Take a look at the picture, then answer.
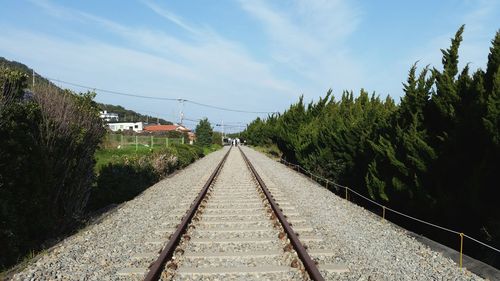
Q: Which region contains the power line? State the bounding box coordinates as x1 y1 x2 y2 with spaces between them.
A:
48 78 179 101
186 100 277 114
48 78 279 114
184 117 202 123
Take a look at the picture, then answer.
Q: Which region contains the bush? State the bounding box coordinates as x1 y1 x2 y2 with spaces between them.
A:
169 144 200 167
87 144 203 212
87 155 159 211
0 70 105 270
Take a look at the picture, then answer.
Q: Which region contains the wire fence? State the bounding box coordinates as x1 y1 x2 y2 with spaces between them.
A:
279 158 500 269
106 134 185 150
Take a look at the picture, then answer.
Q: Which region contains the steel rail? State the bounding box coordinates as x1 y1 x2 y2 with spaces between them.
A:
143 147 232 281
239 147 325 281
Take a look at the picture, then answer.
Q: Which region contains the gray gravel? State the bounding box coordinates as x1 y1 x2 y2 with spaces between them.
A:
11 145 482 281
241 146 483 281
10 148 229 281
166 148 304 281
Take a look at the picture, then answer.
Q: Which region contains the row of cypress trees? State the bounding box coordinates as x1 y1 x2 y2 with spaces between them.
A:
242 26 500 266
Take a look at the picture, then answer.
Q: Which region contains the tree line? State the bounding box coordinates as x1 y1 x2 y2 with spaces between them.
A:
242 26 500 266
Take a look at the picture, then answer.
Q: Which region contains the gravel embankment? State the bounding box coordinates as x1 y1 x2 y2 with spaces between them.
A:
241 146 483 281
165 148 303 281
11 148 228 281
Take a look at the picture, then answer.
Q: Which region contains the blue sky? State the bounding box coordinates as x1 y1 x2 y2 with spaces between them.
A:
0 0 499 132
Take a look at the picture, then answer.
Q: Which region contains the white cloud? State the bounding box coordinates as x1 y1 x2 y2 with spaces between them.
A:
239 0 364 99
2 0 302 126
141 0 202 36
406 0 499 74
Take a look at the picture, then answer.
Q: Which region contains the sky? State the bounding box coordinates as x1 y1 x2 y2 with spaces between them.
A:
0 0 499 132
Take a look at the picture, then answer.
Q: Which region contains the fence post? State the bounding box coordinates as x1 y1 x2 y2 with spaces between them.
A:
345 187 348 200
459 233 464 268
182 137 185 144
135 135 138 151
325 181 328 189
151 135 154 149
120 134 123 147
382 206 386 220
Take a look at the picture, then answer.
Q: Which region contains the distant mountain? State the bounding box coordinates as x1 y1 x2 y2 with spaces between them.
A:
0 56 49 86
0 57 172 124
99 103 172 124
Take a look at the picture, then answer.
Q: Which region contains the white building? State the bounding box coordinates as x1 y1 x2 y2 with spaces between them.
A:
99 110 119 122
107 122 144 132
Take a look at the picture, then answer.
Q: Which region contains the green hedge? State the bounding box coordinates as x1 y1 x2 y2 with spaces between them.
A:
87 144 205 212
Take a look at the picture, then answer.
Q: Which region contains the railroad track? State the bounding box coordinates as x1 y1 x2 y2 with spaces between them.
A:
130 147 347 280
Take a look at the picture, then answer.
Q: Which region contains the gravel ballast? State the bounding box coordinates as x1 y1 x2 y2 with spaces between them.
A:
9 146 485 280
11 148 228 281
165 148 304 281
241 146 482 281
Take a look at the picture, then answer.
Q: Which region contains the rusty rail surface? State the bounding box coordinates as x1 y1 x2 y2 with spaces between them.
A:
143 147 231 281
239 147 325 281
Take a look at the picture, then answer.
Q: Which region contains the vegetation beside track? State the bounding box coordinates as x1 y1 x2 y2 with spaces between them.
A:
0 61 223 272
242 26 500 268
88 143 221 212
251 144 282 161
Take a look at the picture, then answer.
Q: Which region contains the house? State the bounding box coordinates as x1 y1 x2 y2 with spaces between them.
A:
143 124 178 132
187 132 197 144
99 110 119 122
144 124 196 144
143 124 190 133
107 122 144 132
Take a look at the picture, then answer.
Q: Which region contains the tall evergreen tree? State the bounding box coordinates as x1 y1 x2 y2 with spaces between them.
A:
428 25 464 144
366 65 435 210
484 31 500 145
195 118 213 146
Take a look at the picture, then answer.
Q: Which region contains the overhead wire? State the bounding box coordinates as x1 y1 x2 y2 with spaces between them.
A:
48 78 278 114
48 78 178 101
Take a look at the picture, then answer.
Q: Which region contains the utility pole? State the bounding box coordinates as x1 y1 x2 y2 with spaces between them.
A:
177 99 186 125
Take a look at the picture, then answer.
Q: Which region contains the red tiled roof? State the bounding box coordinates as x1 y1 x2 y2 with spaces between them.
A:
144 124 178 131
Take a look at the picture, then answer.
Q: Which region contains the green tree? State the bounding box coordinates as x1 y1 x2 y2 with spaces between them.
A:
239 26 500 268
212 131 223 146
366 64 436 210
195 118 213 146
0 68 105 270
484 31 500 145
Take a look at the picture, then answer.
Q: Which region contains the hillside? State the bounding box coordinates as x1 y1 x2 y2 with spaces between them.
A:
0 57 172 124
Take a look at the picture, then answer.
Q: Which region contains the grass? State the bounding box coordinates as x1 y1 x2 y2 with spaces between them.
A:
203 144 223 155
253 144 282 160
95 143 223 172
95 145 168 172
0 249 47 280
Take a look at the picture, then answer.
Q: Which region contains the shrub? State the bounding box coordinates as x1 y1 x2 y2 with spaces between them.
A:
0 70 105 270
87 144 203 212
170 144 200 167
88 155 159 211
